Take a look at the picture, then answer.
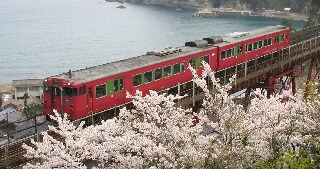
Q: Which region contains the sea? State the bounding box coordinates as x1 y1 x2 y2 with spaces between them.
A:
0 0 306 84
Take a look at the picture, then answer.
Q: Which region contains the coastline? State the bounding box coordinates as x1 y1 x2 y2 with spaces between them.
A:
193 8 309 21
255 10 308 21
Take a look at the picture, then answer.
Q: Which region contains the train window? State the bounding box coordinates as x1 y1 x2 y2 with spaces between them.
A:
88 87 92 98
63 87 77 97
96 84 106 98
189 58 196 68
181 62 185 72
259 40 263 48
203 55 209 64
133 74 142 86
263 39 268 47
155 68 162 80
246 43 252 52
107 77 124 94
173 63 180 75
280 34 285 42
79 87 82 95
190 57 201 68
268 38 272 45
83 85 86 95
54 87 61 96
254 42 258 50
234 46 238 56
163 66 172 77
227 48 233 58
79 85 86 95
234 45 242 56
221 50 226 60
276 34 284 43
43 84 52 92
119 78 124 91
144 71 153 83
114 80 119 92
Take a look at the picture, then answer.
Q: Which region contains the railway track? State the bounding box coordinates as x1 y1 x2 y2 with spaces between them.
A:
290 24 320 44
0 131 63 169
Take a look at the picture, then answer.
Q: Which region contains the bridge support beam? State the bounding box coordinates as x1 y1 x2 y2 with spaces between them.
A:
265 69 296 98
242 68 298 111
292 76 297 96
304 57 320 98
243 87 251 111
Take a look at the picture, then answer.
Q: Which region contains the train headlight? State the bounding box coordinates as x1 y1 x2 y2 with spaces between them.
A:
67 82 71 85
44 79 48 82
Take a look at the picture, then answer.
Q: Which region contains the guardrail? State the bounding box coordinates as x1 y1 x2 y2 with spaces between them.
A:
0 104 48 168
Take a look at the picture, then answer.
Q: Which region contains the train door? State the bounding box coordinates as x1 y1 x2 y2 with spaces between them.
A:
87 86 93 115
51 86 63 114
107 77 125 107
210 48 218 71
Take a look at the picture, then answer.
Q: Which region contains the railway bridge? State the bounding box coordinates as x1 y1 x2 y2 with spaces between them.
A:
177 25 320 110
1 24 320 168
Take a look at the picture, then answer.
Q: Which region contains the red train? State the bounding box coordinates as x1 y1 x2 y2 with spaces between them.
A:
43 25 290 120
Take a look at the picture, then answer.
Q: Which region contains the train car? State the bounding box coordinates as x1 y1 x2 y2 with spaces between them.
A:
43 25 290 121
215 25 290 70
43 45 218 120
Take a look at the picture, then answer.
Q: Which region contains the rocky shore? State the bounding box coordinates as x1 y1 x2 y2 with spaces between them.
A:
192 8 252 17
192 8 308 21
258 10 308 21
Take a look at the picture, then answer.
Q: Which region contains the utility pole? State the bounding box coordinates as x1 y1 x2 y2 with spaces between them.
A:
23 93 29 117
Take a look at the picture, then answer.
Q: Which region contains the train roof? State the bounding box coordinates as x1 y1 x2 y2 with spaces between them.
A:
50 25 288 83
52 45 214 83
215 25 288 47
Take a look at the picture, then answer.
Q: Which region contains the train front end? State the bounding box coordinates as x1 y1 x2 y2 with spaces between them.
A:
43 77 85 121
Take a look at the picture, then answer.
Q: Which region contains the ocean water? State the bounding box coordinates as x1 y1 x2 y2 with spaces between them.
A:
0 0 306 84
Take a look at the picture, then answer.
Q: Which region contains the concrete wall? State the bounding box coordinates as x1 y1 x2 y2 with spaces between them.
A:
12 79 43 104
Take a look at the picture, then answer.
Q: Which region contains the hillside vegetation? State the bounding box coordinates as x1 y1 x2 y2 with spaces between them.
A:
308 0 320 25
110 0 320 25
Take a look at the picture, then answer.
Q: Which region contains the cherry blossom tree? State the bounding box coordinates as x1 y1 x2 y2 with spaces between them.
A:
190 62 320 168
23 90 215 168
23 62 320 168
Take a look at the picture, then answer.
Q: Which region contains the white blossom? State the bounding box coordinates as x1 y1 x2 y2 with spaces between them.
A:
23 62 320 168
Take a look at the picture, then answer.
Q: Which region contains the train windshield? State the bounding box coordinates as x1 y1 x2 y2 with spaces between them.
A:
43 84 52 92
63 87 78 97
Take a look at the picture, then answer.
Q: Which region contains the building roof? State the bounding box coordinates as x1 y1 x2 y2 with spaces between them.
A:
12 79 43 88
1 100 23 110
49 25 287 83
0 107 23 122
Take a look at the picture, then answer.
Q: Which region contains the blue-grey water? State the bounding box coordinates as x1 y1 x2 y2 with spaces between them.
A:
0 0 306 84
